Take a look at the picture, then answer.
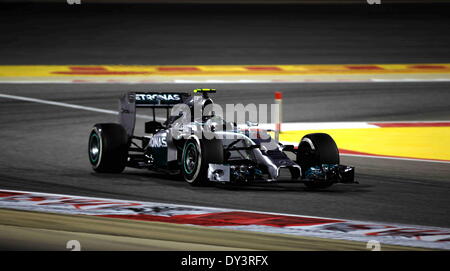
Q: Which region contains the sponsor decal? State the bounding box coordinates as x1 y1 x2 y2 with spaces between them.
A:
135 93 181 103
149 135 167 148
0 190 449 249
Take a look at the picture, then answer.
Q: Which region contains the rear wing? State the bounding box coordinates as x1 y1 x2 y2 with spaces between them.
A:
119 92 190 137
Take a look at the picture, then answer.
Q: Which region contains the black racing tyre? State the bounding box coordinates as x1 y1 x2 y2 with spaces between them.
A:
88 123 129 173
181 137 224 186
296 133 339 189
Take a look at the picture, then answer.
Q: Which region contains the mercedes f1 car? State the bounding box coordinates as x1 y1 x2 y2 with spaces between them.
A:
88 89 356 189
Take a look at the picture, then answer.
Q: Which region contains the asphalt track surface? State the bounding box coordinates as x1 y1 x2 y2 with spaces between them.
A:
1 82 450 229
0 4 449 230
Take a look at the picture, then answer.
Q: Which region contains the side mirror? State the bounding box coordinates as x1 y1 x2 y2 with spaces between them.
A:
283 145 295 152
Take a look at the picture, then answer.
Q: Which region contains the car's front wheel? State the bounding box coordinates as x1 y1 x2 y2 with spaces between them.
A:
296 133 339 189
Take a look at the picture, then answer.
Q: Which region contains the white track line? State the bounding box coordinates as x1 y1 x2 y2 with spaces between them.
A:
340 153 450 164
0 93 118 115
259 122 379 131
277 139 450 165
1 93 449 164
0 93 154 120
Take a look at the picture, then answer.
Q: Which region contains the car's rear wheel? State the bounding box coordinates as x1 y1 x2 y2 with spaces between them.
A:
181 136 224 186
89 123 129 173
296 133 339 189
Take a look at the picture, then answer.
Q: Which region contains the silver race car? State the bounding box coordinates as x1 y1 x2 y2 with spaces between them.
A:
88 89 356 189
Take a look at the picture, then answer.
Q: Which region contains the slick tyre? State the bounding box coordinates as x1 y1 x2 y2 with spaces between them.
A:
88 123 129 173
296 133 339 189
182 136 224 186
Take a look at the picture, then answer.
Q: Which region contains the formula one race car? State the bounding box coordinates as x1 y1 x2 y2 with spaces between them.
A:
88 89 356 189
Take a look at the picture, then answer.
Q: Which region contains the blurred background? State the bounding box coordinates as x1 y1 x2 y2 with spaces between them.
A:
1 0 450 65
